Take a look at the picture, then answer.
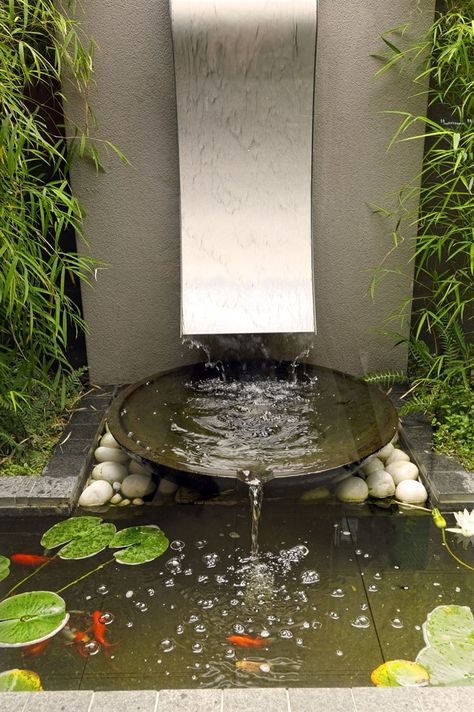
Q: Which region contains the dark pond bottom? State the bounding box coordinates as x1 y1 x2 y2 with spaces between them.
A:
0 501 472 691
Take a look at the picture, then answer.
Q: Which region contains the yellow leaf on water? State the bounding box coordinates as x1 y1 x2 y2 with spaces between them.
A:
371 659 429 687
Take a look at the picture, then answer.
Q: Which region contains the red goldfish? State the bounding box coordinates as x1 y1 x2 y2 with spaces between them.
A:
11 554 51 566
88 610 111 648
227 635 267 648
23 639 51 656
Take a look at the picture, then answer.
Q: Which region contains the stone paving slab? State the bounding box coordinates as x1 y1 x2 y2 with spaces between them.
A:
1 687 474 711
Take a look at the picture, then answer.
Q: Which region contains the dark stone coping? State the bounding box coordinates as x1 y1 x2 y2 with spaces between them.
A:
0 386 116 516
0 686 472 711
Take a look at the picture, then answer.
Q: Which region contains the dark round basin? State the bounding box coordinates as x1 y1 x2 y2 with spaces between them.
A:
107 361 398 485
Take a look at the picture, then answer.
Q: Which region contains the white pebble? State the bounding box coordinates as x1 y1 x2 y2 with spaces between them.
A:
91 461 128 484
361 457 385 477
366 471 395 499
132 498 145 506
121 474 156 499
376 442 395 461
94 446 129 464
112 481 122 492
385 448 410 465
78 480 113 507
100 432 120 449
110 493 123 505
386 461 419 485
336 477 368 503
129 460 150 476
119 498 131 506
396 480 428 505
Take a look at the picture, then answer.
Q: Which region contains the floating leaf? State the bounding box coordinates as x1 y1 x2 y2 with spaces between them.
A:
0 591 69 648
422 605 474 647
371 660 429 687
41 517 116 559
0 669 43 691
110 525 169 565
417 640 474 686
0 556 10 583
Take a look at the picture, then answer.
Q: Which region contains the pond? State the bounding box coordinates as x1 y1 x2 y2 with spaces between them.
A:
0 500 473 691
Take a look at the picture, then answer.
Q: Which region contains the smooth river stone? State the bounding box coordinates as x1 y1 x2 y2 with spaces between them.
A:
366 470 395 498
396 480 428 505
94 446 129 464
361 457 385 477
91 462 128 484
376 442 395 461
121 474 155 499
386 461 419 485
78 480 113 507
336 476 368 503
100 432 121 449
129 460 150 476
385 448 411 465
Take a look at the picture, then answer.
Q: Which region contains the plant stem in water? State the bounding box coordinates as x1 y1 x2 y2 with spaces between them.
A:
55 558 115 594
4 556 56 598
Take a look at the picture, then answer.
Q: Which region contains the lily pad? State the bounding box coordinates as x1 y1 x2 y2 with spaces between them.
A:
0 590 69 647
110 525 169 565
417 640 474 686
41 517 116 559
371 660 429 687
422 605 474 647
0 555 10 583
0 668 43 691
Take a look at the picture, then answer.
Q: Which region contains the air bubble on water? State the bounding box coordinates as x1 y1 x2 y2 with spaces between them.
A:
279 629 293 639
194 624 206 633
393 565 400 570
363 553 371 559
233 623 245 634
351 616 370 629
170 540 185 551
331 588 344 598
360 603 369 611
455 586 461 593
99 612 114 625
195 540 207 549
191 675 197 681
189 614 199 623
230 599 239 606
198 575 209 584
192 642 203 653
259 629 270 638
373 572 383 580
301 570 320 585
329 611 339 620
301 621 310 629
164 578 175 587
341 530 350 536
433 582 441 587
147 588 155 597
296 637 304 646
280 545 309 563
355 549 362 555
84 641 100 656
260 663 271 672
97 584 109 595
201 599 215 610
160 638 175 653
229 531 240 539
126 622 133 628
165 558 182 574
368 585 378 592
222 610 229 617
202 553 220 568
391 618 404 629
312 620 322 629
135 601 148 612
176 625 184 635
184 568 193 576
125 590 134 598
224 648 235 659
215 575 228 584
336 649 344 657
415 625 421 631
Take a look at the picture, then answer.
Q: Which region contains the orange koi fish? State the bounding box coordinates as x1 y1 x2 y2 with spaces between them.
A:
236 660 271 673
23 639 51 656
227 634 267 648
11 554 51 566
88 610 111 647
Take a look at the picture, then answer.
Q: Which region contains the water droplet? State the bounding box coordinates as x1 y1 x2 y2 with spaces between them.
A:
164 578 175 587
233 623 245 634
84 640 100 655
355 549 362 555
200 599 215 610
368 585 378 593
202 553 220 568
229 531 240 539
360 603 369 611
99 612 114 625
194 624 206 633
296 637 304 646
279 629 293 639
260 663 271 672
171 540 185 551
97 585 109 595
391 618 404 629
125 590 133 598
126 621 133 628
135 601 148 612
224 648 235 659
301 621 310 629
301 570 320 585
280 545 309 562
311 620 322 629
415 625 421 631
259 629 270 638
197 575 209 583
230 598 239 606
336 649 344 656
184 568 193 576
215 575 228 584
363 553 371 559
192 642 203 653
433 582 441 587
329 611 339 620
176 625 184 635
160 638 175 653
455 586 461 593
147 588 155 597
373 572 383 580
195 540 207 549
331 588 344 598
165 558 182 574
351 616 370 629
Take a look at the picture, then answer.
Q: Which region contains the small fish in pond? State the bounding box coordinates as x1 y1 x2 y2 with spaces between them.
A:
23 639 51 656
236 659 271 673
11 554 51 566
227 634 268 648
87 610 112 647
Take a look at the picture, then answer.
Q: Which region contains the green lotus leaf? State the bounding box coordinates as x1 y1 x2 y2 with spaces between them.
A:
0 590 69 648
58 522 116 560
371 660 430 687
41 517 116 559
417 640 474 686
41 516 105 549
110 525 169 565
0 555 10 583
423 605 474 647
0 668 43 691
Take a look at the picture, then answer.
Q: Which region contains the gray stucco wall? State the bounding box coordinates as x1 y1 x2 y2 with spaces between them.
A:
69 0 435 384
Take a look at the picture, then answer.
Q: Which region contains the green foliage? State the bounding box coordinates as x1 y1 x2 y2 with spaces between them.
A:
41 516 116 559
0 2 126 450
0 369 84 474
110 525 170 565
0 669 43 691
371 1 473 468
371 659 429 687
0 590 69 647
0 556 10 583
